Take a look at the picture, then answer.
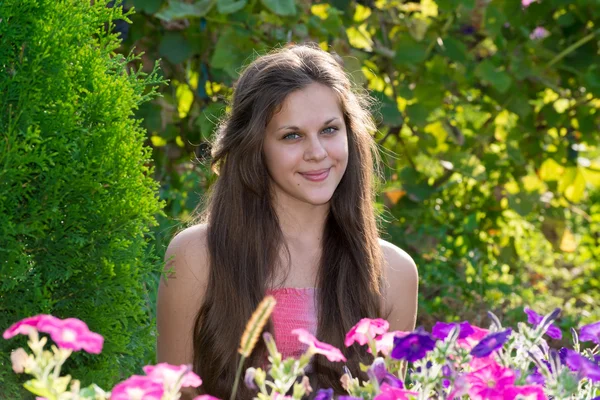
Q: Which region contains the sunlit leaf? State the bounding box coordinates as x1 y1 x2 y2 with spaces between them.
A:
175 80 194 118
385 189 406 205
539 159 564 182
353 4 371 22
559 228 577 253
311 4 329 20
346 24 373 51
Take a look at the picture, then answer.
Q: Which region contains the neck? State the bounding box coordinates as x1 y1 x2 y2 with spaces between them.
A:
272 194 329 245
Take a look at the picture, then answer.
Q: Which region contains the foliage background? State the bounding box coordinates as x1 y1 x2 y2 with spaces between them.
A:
0 1 164 397
118 0 600 332
1 0 599 397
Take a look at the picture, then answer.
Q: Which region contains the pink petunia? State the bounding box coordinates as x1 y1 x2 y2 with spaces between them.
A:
2 315 53 339
448 374 469 399
504 385 547 400
466 361 516 400
292 329 346 362
37 317 104 354
369 331 409 356
143 363 202 389
110 375 164 400
522 0 538 7
457 325 489 351
345 318 389 347
374 383 418 400
193 396 221 400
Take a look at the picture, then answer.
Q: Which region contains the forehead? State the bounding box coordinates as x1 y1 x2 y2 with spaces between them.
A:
268 83 344 128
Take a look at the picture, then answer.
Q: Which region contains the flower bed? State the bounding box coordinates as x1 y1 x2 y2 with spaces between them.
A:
4 297 599 399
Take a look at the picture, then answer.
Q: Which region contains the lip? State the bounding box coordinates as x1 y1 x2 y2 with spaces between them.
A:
299 168 330 182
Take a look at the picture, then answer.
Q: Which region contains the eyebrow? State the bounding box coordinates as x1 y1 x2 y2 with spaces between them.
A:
276 117 340 132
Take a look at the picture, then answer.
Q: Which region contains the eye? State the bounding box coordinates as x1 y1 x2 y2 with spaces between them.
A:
282 132 301 140
322 126 339 134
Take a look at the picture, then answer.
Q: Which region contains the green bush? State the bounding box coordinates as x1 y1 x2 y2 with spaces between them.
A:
0 0 164 396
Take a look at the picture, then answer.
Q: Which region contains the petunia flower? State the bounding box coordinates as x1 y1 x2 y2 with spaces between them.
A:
466 361 516 400
390 328 436 362
345 318 389 347
143 363 202 390
522 0 538 7
579 321 600 345
314 388 334 400
292 329 346 362
369 331 409 356
37 316 104 354
563 349 600 383
368 357 404 388
470 329 512 358
193 396 221 400
3 315 53 339
530 27 550 40
503 385 547 400
457 325 489 351
448 373 469 399
432 321 475 341
110 375 164 400
373 383 418 400
525 365 545 386
524 307 562 340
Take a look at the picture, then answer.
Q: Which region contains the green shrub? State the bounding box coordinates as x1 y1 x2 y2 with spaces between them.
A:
0 0 164 396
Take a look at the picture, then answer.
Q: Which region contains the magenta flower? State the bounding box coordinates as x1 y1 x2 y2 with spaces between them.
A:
522 0 538 7
110 375 164 400
579 321 600 345
373 383 418 400
470 329 511 358
193 396 221 400
143 363 202 389
563 349 600 383
390 328 436 362
530 27 550 40
3 315 53 339
466 362 516 400
448 373 469 399
37 316 104 354
369 331 409 356
292 329 346 362
457 325 489 351
524 307 562 340
503 385 547 400
345 318 389 347
432 321 475 340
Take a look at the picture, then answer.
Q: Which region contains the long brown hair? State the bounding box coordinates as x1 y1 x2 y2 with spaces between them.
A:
192 44 384 399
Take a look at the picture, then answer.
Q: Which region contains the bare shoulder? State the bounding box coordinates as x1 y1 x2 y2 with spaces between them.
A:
378 238 419 332
157 223 210 365
163 223 210 285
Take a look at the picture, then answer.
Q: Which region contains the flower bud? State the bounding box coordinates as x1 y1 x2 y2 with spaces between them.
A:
10 348 28 373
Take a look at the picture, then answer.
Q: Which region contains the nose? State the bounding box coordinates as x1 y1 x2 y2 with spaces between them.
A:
304 135 327 162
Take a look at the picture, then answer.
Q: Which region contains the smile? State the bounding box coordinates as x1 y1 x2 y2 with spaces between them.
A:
299 168 330 182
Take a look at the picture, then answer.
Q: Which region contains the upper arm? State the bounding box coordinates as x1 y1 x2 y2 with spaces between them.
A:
156 224 210 366
379 239 419 333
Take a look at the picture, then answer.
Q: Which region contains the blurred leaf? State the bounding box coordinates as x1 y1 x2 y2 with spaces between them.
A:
155 0 215 20
210 27 253 77
539 158 564 182
406 103 431 127
196 102 226 140
175 81 194 118
347 24 373 51
559 228 577 253
217 0 247 14
158 32 193 64
441 36 468 64
385 189 406 205
132 0 163 14
261 0 296 16
394 35 428 64
475 60 512 93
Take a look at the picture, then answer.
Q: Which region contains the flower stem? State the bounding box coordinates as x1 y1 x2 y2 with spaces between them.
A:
230 355 246 400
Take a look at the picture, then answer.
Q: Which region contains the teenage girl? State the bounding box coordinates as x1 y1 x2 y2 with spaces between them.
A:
156 44 418 399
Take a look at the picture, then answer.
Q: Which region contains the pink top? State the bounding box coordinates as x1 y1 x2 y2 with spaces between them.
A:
266 287 318 359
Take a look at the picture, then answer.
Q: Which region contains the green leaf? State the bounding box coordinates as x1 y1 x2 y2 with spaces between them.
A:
394 35 428 65
196 102 226 140
406 103 431 127
155 0 215 21
217 0 247 14
261 0 296 16
210 27 254 77
158 32 193 64
133 0 163 14
441 36 468 64
372 91 403 126
475 60 512 93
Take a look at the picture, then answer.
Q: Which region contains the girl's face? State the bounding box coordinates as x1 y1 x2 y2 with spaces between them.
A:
263 82 349 208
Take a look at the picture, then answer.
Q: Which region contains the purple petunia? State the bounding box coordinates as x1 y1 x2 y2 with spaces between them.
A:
314 388 334 400
579 321 600 345
563 349 600 383
391 328 436 363
524 307 562 340
470 329 512 358
369 358 404 388
432 321 475 341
